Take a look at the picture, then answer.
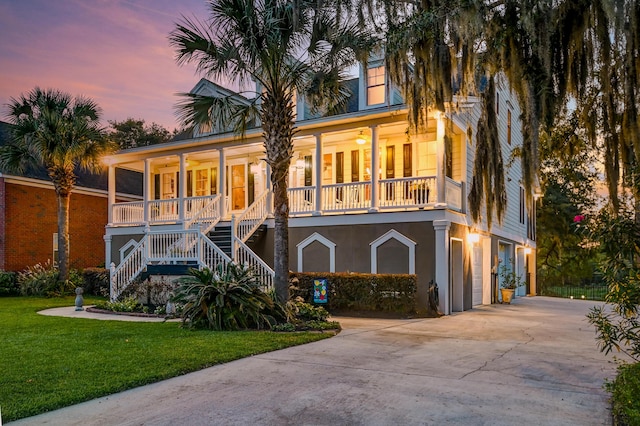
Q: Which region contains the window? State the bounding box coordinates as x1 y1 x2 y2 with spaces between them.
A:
195 169 209 196
367 66 386 105
507 109 512 145
53 233 58 264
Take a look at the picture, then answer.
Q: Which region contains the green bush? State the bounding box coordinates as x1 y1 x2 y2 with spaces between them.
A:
289 272 417 314
0 271 19 296
18 262 82 296
607 362 640 426
172 263 287 331
94 297 141 313
82 268 109 296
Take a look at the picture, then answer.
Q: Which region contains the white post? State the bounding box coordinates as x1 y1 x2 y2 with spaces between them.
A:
143 158 152 224
436 112 446 205
104 234 112 270
231 214 237 262
219 149 226 218
179 153 187 223
370 125 379 212
314 133 322 215
107 165 116 224
434 220 451 315
109 262 116 302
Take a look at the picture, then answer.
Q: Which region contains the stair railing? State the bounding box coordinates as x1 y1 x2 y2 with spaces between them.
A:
109 236 148 301
235 239 274 291
184 194 221 234
233 190 270 243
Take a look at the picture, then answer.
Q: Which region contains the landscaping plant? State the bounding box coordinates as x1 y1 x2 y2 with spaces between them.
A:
172 264 287 331
18 261 82 296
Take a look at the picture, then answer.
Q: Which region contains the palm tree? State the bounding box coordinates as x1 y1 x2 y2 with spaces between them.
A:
0 87 116 282
170 0 374 302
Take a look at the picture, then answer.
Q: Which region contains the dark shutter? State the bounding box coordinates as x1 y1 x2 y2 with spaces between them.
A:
154 174 160 200
403 144 412 177
386 146 395 178
336 152 344 183
351 150 359 182
304 155 312 186
187 171 193 197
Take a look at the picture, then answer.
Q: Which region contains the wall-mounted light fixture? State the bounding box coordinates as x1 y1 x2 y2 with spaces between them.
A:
524 247 532 255
468 232 480 244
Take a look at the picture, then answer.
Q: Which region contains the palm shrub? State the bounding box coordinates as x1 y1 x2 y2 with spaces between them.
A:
172 264 287 331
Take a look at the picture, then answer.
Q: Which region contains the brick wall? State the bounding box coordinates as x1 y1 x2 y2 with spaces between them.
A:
1 181 107 272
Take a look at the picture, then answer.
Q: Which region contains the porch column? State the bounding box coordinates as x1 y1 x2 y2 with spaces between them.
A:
218 149 226 218
434 220 451 315
104 234 112 269
314 133 322 215
143 158 152 224
179 153 188 223
369 125 380 212
107 165 115 224
436 112 446 205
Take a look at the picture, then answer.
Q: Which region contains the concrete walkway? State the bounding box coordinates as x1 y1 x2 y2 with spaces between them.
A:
13 297 616 425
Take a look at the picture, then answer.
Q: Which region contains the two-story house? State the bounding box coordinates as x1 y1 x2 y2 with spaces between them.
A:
102 64 537 315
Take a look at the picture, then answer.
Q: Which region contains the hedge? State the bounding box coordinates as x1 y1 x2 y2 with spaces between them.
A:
82 268 109 297
289 271 417 315
0 271 19 296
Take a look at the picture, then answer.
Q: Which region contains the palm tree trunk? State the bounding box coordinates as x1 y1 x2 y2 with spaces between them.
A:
272 168 290 302
57 193 70 282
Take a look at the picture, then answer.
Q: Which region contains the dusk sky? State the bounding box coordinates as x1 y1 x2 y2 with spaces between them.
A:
0 0 213 131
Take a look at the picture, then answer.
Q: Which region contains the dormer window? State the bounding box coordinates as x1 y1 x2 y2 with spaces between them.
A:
367 65 386 106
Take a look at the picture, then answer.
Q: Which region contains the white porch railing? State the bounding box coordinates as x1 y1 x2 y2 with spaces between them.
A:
113 201 144 224
379 176 436 208
322 182 371 212
150 199 179 222
110 237 147 301
289 186 315 214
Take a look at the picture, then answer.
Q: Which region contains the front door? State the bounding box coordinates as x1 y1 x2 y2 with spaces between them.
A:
229 162 246 212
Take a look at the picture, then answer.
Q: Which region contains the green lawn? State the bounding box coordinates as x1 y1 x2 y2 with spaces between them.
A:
0 297 333 423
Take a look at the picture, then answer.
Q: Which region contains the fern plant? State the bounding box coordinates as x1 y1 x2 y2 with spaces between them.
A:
172 264 286 331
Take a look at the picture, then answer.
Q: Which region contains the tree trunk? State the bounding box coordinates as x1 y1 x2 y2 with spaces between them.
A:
272 167 290 302
57 192 70 282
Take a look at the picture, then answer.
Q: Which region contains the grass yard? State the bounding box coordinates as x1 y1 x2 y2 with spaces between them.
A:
0 297 333 423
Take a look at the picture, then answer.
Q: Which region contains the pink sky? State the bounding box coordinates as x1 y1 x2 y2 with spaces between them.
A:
0 0 212 131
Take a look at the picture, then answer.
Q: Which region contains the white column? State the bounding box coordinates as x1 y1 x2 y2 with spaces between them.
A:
434 219 451 315
179 153 188 223
107 165 115 224
436 113 446 205
143 158 152 224
369 125 379 212
314 133 322 215
218 149 226 218
103 234 112 269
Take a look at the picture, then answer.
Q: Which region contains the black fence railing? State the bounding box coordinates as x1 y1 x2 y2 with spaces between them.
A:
538 284 608 301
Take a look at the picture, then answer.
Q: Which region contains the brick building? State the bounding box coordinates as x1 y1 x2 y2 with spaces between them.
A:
0 121 141 272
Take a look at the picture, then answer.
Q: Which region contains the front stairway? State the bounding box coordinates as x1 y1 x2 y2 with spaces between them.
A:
109 191 274 301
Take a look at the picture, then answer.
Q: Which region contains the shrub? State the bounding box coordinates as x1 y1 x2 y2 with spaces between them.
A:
93 297 140 313
0 271 19 296
172 263 287 331
289 272 417 314
82 268 109 297
18 262 81 296
288 298 329 321
607 362 640 426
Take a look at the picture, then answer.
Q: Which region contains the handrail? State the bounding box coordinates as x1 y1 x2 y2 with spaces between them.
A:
234 238 274 291
233 190 270 243
184 194 221 234
110 236 147 301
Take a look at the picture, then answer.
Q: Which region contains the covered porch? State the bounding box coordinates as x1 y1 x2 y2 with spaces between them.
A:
105 115 467 227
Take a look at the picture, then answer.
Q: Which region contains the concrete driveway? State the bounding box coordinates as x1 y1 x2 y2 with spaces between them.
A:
12 296 616 425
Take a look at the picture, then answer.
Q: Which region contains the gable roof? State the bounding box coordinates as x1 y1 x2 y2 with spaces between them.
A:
0 121 142 196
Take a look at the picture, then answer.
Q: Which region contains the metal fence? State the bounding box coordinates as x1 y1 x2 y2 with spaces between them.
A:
538 284 608 301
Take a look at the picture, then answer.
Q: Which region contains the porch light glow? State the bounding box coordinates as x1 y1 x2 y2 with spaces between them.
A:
250 162 261 174
468 232 480 244
524 247 532 255
355 131 369 145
